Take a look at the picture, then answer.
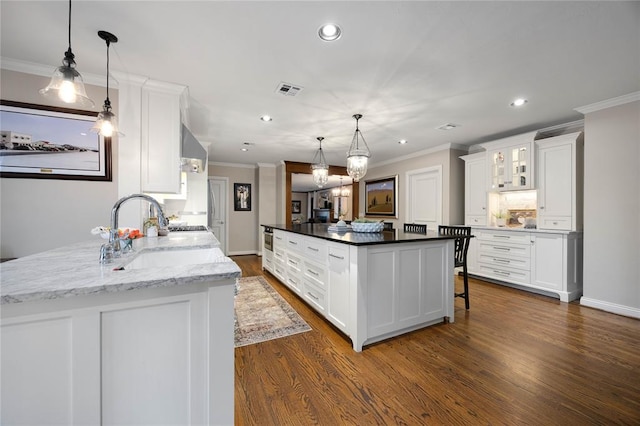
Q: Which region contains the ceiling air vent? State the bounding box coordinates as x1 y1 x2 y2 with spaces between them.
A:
275 82 303 97
436 123 460 131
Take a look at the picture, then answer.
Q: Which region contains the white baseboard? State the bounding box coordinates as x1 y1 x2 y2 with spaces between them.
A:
227 250 258 256
580 297 640 319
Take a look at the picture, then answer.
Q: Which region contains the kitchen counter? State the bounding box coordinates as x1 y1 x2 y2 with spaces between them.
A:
1 231 240 305
1 231 238 425
263 223 459 245
262 225 456 351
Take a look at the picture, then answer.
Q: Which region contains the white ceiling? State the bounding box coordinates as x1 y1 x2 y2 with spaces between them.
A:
1 1 639 173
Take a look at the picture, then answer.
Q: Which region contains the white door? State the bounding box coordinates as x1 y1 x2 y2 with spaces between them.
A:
406 166 442 230
208 177 228 255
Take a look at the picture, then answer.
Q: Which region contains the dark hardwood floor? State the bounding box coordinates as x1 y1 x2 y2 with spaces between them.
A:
232 255 640 425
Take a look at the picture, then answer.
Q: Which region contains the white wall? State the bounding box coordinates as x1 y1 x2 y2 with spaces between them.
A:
0 69 119 258
360 146 466 229
581 97 640 318
208 163 258 255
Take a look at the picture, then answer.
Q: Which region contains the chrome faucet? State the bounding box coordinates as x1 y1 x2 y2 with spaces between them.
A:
100 194 167 263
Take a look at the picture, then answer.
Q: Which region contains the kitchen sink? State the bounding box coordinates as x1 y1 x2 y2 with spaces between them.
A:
120 247 228 270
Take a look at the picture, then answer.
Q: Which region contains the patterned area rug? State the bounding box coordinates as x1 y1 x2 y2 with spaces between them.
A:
235 276 311 347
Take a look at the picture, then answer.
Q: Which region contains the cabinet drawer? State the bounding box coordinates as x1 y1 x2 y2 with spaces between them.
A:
273 248 286 264
538 216 571 231
328 244 349 267
477 230 531 245
286 233 303 251
273 262 286 282
478 264 530 285
273 230 286 248
263 255 273 271
304 237 328 260
478 253 530 271
303 278 326 313
286 252 303 274
478 241 531 259
285 273 303 294
303 259 326 288
466 215 487 226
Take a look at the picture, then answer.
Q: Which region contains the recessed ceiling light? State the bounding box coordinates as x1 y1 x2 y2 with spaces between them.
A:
260 115 272 122
318 23 342 41
436 123 460 131
241 148 249 152
510 98 528 107
398 139 408 144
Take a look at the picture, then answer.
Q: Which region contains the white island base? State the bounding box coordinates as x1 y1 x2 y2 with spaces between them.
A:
2 280 235 426
263 226 456 352
1 233 239 426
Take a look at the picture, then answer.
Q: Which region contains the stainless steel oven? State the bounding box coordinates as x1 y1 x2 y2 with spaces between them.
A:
263 226 273 252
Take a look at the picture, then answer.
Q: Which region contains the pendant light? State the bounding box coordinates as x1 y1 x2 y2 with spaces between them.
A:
346 114 371 182
40 0 94 107
91 31 121 137
311 137 329 188
332 177 350 197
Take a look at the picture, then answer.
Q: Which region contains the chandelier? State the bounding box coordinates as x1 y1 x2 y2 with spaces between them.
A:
311 136 329 188
346 114 371 182
332 177 350 197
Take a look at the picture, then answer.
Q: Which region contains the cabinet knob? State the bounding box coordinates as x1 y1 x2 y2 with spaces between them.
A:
540 206 545 210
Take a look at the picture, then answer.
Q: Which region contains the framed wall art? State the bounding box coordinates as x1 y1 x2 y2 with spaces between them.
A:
292 200 301 214
234 183 251 211
364 175 398 217
0 100 111 181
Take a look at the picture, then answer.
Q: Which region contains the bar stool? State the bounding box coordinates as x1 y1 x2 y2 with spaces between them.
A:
404 223 427 234
438 225 472 309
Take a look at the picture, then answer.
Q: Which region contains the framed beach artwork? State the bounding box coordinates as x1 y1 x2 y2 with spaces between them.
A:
234 183 252 211
0 100 111 181
364 175 398 218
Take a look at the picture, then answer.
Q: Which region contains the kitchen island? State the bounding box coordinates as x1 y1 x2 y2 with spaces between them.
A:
262 224 458 351
1 231 240 426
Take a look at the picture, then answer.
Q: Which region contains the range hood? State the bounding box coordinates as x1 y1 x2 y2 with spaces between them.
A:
181 124 207 173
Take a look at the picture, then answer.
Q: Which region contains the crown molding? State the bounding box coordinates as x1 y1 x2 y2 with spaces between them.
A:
370 143 469 169
257 162 277 168
1 56 108 87
575 91 640 114
208 161 257 169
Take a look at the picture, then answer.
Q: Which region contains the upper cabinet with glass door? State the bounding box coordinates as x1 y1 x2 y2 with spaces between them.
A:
482 132 536 192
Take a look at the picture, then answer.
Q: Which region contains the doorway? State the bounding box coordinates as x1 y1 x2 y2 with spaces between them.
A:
208 177 228 255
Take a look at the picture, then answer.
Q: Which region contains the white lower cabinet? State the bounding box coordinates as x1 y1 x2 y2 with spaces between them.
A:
266 230 454 351
1 282 235 425
327 243 349 332
469 227 582 302
262 248 274 273
531 232 582 301
285 252 303 294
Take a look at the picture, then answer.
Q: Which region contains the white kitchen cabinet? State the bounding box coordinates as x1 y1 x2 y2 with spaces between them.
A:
475 229 532 285
461 152 487 225
536 132 584 231
265 229 454 351
327 242 349 332
468 227 583 302
141 80 187 194
481 132 536 192
2 282 235 426
531 232 583 302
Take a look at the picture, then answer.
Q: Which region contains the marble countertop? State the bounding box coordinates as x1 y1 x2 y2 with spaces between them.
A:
262 223 459 246
1 232 241 305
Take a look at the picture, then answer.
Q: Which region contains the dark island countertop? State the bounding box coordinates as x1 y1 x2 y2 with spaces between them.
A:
262 223 461 246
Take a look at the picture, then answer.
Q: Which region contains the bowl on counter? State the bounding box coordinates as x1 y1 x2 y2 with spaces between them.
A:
351 222 384 233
